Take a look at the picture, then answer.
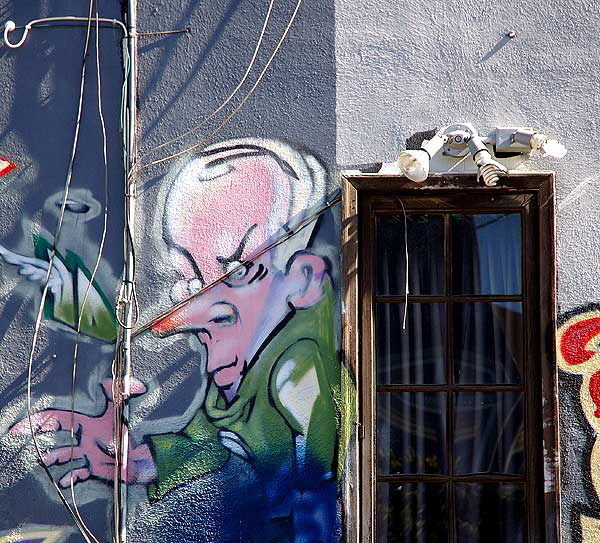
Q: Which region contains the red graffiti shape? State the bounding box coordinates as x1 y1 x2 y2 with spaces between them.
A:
0 158 16 178
590 371 600 418
560 317 600 366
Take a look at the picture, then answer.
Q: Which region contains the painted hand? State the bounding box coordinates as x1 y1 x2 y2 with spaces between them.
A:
10 378 157 487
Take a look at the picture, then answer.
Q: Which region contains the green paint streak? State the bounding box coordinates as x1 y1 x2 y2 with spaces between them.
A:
33 235 117 342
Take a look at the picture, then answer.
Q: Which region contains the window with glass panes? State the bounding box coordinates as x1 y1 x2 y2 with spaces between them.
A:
346 176 559 543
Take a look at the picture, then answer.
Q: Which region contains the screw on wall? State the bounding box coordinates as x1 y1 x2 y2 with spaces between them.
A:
480 30 518 63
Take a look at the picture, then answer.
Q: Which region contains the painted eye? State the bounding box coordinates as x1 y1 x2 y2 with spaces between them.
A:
225 261 252 282
210 314 236 325
207 303 238 326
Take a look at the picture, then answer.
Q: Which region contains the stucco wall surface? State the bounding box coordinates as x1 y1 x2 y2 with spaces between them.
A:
1 0 599 541
336 1 600 541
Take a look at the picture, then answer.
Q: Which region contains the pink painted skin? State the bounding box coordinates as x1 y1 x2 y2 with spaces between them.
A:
154 252 277 391
155 150 328 394
10 378 156 485
156 154 302 393
152 251 327 394
164 154 290 285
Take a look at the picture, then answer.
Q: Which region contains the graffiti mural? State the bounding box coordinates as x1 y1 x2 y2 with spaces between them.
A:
558 305 600 539
6 139 352 542
0 236 117 342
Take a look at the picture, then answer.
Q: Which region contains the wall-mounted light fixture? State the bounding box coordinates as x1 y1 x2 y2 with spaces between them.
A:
397 133 448 182
497 128 567 159
467 130 508 186
396 123 566 186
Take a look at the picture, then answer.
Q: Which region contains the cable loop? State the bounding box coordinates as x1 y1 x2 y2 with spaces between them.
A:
4 22 31 48
3 17 128 50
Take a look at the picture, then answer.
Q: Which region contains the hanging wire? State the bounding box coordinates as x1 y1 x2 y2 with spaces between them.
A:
139 0 304 172
397 197 409 330
114 208 140 330
3 16 126 48
67 4 111 541
135 192 341 336
115 6 139 330
4 18 187 46
141 0 276 159
23 3 107 541
115 279 140 329
113 9 138 333
135 28 190 37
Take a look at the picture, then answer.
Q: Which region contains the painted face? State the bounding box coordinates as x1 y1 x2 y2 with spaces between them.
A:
152 153 295 392
152 252 288 392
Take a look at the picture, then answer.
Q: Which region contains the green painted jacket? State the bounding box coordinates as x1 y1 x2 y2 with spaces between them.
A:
147 282 355 502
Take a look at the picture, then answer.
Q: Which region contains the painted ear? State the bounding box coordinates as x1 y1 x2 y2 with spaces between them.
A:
286 252 327 309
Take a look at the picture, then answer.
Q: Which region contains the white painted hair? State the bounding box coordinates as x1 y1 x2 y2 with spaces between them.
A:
201 137 327 215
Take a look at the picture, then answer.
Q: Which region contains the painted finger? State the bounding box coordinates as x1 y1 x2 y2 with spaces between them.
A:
43 446 85 466
59 467 91 488
10 411 77 435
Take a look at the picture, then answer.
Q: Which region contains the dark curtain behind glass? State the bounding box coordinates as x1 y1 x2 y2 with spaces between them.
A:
375 213 525 542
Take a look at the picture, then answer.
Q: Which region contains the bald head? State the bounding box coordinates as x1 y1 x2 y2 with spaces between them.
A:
164 139 326 292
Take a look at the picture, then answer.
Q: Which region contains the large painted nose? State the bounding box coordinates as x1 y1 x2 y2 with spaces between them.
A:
151 296 209 337
151 294 238 337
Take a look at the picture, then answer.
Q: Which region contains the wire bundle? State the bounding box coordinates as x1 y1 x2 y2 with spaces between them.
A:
139 0 304 172
25 2 109 542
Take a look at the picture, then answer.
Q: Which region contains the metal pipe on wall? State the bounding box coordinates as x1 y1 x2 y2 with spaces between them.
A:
114 0 137 541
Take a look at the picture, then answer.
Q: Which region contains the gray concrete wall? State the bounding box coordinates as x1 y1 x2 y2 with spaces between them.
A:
336 0 600 540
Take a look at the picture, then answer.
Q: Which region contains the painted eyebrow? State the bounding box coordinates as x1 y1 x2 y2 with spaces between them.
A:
216 224 258 267
247 264 267 284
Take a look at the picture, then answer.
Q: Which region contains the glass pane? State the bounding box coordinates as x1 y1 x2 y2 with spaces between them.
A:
377 303 446 384
454 392 524 475
377 214 444 295
455 483 525 543
377 483 448 543
452 214 521 295
377 392 447 475
453 302 523 384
